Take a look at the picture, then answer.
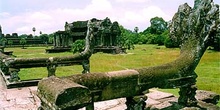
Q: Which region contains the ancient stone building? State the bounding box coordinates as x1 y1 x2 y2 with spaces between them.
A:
50 17 123 53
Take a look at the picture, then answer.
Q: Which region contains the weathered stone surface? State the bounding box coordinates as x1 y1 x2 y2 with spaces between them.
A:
0 85 40 110
37 76 91 109
197 100 220 110
6 88 32 100
196 90 220 105
145 98 161 108
146 90 174 100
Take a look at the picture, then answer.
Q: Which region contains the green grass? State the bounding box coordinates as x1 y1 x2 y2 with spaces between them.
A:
5 45 220 105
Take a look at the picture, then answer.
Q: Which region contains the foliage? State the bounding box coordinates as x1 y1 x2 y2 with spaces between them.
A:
19 34 28 38
39 34 49 44
7 40 13 46
149 17 168 34
48 33 54 44
71 39 85 53
124 39 135 50
119 25 136 50
19 38 27 49
139 17 169 45
0 37 7 46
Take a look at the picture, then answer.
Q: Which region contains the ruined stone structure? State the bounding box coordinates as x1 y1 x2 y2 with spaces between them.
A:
47 17 123 54
0 19 98 88
37 0 220 109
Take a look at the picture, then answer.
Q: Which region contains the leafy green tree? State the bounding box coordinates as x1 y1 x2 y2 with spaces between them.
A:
0 37 7 47
20 38 27 49
141 17 168 45
119 26 135 50
72 40 85 53
39 34 49 44
7 40 13 47
48 33 54 44
149 17 168 34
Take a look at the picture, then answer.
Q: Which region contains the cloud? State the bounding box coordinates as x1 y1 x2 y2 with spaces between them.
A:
15 26 31 33
86 0 112 12
113 5 171 31
142 6 172 21
0 12 11 18
115 0 150 3
0 0 172 35
29 12 52 21
0 0 114 35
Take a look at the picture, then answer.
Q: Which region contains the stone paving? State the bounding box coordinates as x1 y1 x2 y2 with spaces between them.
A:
0 74 40 110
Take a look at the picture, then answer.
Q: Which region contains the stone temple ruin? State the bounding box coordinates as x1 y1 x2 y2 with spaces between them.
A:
46 17 124 54
36 0 220 109
0 0 219 109
0 18 121 88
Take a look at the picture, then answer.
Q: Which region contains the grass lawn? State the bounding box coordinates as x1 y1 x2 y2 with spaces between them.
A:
5 45 220 104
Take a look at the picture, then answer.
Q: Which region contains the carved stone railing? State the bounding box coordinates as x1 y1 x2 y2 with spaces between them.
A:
37 0 219 109
0 19 97 87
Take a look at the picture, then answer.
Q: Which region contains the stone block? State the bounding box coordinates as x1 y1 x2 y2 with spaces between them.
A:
196 90 220 104
146 90 174 100
38 77 91 109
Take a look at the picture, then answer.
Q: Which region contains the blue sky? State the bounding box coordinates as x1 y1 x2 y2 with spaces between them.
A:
0 0 219 35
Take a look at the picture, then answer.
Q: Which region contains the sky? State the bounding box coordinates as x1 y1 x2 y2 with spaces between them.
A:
0 0 219 35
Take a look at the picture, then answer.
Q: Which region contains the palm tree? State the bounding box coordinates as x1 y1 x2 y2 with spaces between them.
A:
32 27 36 37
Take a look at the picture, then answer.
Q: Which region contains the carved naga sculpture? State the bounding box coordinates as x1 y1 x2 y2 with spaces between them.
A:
37 0 219 110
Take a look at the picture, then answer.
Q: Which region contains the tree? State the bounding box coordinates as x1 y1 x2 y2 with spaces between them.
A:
141 17 169 45
7 40 13 47
149 17 168 34
48 33 54 44
134 27 139 33
0 37 7 47
32 27 36 36
20 38 27 49
119 25 135 50
71 40 85 53
40 34 49 45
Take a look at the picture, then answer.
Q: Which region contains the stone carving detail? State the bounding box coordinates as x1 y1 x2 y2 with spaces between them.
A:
46 57 57 77
169 0 219 107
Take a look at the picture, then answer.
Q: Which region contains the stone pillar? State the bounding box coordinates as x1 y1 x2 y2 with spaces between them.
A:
178 72 198 107
82 59 90 74
46 57 57 77
9 68 20 82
